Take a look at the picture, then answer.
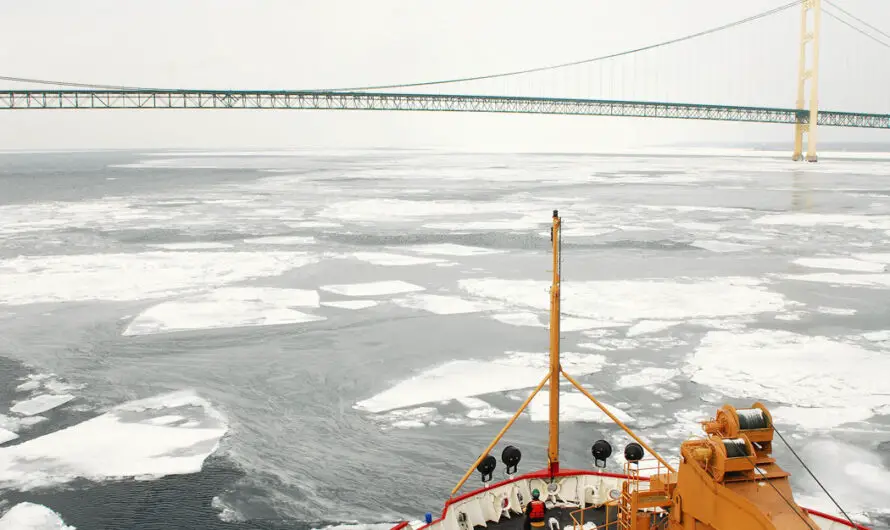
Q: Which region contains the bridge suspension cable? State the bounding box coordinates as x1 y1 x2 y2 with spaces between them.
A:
311 0 806 92
823 1 890 50
824 0 890 41
0 0 804 94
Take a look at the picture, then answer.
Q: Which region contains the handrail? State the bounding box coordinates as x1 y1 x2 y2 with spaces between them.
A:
569 502 621 530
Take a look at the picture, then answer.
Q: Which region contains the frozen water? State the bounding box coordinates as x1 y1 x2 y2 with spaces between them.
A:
686 330 890 416
0 252 317 305
527 392 634 424
124 287 323 335
320 300 378 310
398 244 505 256
243 236 316 245
616 368 680 388
460 277 785 323
626 321 681 337
320 280 425 297
0 502 75 530
148 242 234 250
793 257 886 273
355 351 606 413
10 394 75 416
349 252 445 266
690 240 756 253
391 294 503 315
0 390 227 490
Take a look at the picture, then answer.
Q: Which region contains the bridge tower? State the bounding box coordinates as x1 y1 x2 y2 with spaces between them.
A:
792 0 822 162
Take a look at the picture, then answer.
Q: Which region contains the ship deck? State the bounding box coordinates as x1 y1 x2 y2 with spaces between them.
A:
473 505 609 530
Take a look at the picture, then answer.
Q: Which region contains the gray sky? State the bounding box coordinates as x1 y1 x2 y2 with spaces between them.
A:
1 0 888 151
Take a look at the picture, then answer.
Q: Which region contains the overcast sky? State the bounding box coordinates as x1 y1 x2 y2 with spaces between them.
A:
1 0 888 151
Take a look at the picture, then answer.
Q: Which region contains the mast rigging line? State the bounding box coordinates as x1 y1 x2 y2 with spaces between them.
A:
0 0 803 93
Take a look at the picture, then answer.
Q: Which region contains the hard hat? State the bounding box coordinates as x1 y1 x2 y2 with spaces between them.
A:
531 488 540 499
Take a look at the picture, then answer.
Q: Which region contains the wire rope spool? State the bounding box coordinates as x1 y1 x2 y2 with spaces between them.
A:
722 437 752 458
703 403 773 444
705 435 756 483
736 407 770 431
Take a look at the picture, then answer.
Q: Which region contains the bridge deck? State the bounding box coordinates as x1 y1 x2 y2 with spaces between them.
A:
0 90 887 129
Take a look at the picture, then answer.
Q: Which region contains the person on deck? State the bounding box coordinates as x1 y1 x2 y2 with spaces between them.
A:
524 489 547 530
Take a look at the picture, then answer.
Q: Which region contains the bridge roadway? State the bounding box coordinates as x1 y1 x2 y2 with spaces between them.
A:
1 90 888 129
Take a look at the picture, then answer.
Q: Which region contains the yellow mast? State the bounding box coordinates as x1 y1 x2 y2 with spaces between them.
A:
548 209 561 475
450 209 676 497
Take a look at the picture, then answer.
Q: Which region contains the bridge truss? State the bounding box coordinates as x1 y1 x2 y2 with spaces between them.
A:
1 90 888 130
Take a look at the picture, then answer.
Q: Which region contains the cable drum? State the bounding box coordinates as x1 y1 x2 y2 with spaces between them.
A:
723 438 751 458
736 408 769 430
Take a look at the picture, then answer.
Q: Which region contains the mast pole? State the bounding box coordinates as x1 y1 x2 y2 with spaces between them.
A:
548 209 561 476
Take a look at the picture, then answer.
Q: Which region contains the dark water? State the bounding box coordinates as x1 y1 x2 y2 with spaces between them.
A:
0 148 888 529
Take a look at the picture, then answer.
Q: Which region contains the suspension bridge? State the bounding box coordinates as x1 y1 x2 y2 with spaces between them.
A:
2 0 889 161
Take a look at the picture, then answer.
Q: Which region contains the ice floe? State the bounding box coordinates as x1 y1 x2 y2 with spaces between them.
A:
10 394 75 416
527 392 634 424
677 222 721 232
456 397 511 420
0 502 75 530
459 277 784 323
690 240 755 253
423 218 545 231
753 213 890 230
243 236 316 245
686 330 890 416
0 414 47 441
355 351 606 413
537 227 615 239
318 199 528 222
626 320 681 337
0 251 317 305
782 272 890 288
616 368 680 388
490 311 627 331
320 280 424 297
816 307 856 316
770 406 876 430
491 312 544 327
350 252 444 266
373 407 444 429
124 287 323 336
863 330 890 342
148 242 234 250
793 257 886 273
578 335 687 352
0 429 17 445
0 390 227 490
321 300 378 310
392 294 502 315
15 373 79 395
398 243 505 256
854 252 890 264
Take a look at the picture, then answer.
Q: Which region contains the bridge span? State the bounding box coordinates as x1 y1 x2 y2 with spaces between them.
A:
1 90 888 130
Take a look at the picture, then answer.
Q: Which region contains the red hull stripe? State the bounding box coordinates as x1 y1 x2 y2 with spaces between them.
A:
390 467 870 530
